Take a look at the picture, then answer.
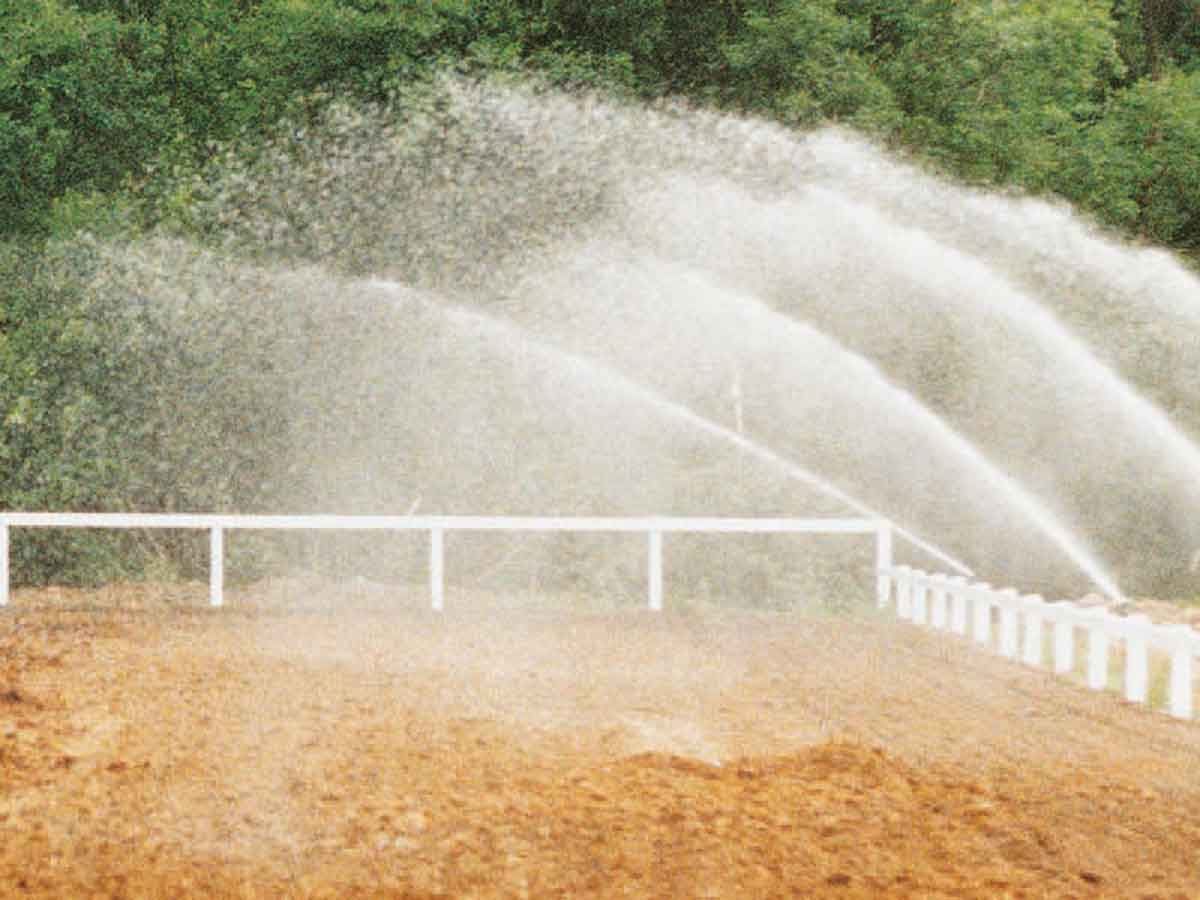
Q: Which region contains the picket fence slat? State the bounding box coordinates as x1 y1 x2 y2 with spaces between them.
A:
877 566 1200 722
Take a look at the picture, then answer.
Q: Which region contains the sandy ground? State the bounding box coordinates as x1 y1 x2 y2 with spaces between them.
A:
3 580 1200 898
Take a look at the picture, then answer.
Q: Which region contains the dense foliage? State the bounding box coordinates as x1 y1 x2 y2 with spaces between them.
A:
1 0 1198 252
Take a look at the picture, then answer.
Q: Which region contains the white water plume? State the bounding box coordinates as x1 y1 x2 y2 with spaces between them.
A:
802 130 1200 329
709 275 1123 598
618 169 1200 592
81 77 1200 596
812 187 1200 485
368 279 973 577
492 249 1121 599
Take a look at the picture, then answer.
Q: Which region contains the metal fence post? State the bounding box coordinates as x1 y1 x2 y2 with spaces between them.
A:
209 526 224 608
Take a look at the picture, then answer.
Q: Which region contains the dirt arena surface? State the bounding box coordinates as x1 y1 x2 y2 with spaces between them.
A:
3 581 1200 898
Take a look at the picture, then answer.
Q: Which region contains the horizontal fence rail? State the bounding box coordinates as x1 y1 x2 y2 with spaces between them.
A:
0 513 894 615
0 513 887 533
878 565 1200 721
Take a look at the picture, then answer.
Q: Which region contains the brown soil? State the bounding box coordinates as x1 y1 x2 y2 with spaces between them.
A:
3 580 1200 898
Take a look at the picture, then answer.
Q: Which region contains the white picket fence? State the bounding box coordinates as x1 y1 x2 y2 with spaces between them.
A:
0 512 894 614
877 565 1200 720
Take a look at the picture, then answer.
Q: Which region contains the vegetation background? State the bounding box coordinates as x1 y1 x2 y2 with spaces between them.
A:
2 0 1199 592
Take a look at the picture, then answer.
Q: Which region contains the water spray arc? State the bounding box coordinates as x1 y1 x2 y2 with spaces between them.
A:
493 243 1124 601
628 164 1198 591
713 279 1125 602
69 81 1198 597
814 188 1200 496
803 129 1200 333
368 280 974 577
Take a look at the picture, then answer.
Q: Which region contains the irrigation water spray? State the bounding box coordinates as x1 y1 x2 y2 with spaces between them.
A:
372 279 974 577
492 249 1121 598
60 76 1200 598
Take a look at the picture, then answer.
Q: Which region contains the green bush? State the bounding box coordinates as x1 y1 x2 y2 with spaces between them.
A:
1063 68 1200 252
722 0 901 133
0 2 173 235
0 236 302 583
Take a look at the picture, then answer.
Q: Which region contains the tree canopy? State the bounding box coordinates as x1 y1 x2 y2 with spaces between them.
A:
0 0 1197 253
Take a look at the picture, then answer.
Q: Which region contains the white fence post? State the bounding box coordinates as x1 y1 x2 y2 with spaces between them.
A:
1168 626 1194 719
912 571 929 625
1021 595 1045 667
0 522 8 608
1121 615 1150 704
1086 610 1111 691
972 583 992 646
430 528 445 612
948 576 968 635
929 576 948 630
209 527 224 608
1052 604 1075 674
875 524 893 608
998 588 1020 659
896 567 912 620
648 529 663 612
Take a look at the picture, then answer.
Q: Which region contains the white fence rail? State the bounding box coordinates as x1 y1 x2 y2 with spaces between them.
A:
877 565 1200 721
0 513 894 614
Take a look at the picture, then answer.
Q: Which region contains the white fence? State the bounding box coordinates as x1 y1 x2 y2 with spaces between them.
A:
0 513 895 613
10 513 1196 720
878 565 1200 721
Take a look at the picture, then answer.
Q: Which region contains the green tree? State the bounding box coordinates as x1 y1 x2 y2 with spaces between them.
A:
231 0 459 119
1064 68 1200 251
879 0 1123 189
0 1 172 234
0 235 302 582
1109 1 1200 81
653 0 743 97
1140 0 1200 76
721 0 899 131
